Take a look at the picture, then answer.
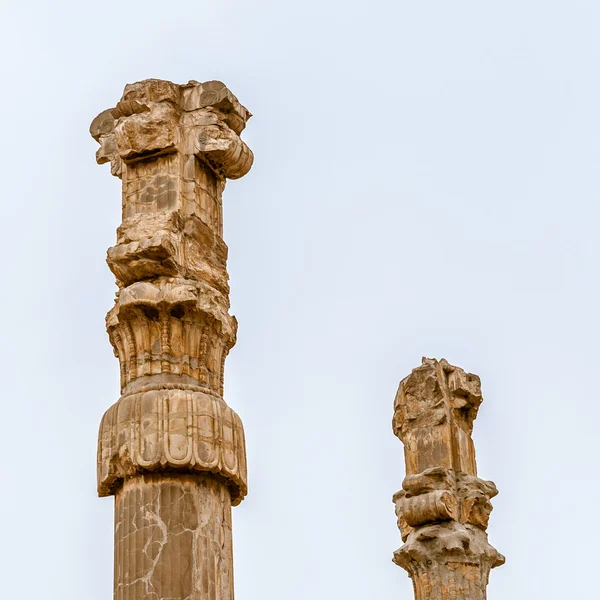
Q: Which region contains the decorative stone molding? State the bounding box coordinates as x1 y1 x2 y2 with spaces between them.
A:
106 280 236 396
98 389 247 504
392 358 503 600
90 79 252 182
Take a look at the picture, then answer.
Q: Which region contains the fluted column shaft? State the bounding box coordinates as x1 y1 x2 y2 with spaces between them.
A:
114 475 233 600
90 78 253 600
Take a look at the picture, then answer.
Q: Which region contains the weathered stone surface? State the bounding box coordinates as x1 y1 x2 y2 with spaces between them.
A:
114 474 234 600
91 78 253 600
392 358 503 600
98 389 247 504
105 280 237 396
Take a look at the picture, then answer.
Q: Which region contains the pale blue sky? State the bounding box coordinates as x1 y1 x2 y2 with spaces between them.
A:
1 2 599 598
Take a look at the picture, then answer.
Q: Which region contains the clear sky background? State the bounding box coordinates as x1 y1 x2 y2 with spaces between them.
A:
1 1 598 598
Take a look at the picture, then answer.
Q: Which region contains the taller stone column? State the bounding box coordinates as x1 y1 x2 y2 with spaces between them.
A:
90 79 253 600
392 358 504 600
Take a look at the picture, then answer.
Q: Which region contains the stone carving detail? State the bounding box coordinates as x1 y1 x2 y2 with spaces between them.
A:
392 358 504 600
98 389 247 504
106 280 236 395
91 78 253 600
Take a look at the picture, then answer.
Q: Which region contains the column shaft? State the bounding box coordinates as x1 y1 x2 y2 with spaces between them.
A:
114 475 233 600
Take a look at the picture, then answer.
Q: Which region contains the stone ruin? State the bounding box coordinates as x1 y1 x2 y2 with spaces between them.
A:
90 79 502 600
392 358 503 599
90 78 251 600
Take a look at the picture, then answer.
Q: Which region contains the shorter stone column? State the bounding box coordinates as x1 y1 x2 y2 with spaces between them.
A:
392 358 504 600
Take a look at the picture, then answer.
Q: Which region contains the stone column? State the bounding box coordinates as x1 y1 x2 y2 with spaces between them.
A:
90 79 253 600
392 358 504 600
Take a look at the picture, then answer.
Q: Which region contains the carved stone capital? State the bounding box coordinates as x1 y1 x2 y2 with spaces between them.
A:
106 279 236 396
393 468 499 542
392 359 503 599
90 79 253 294
90 79 253 181
91 79 252 506
393 521 504 600
98 388 247 505
108 211 230 292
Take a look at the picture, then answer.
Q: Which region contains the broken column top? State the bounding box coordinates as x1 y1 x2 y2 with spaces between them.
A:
393 357 483 477
90 78 253 181
88 78 254 291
